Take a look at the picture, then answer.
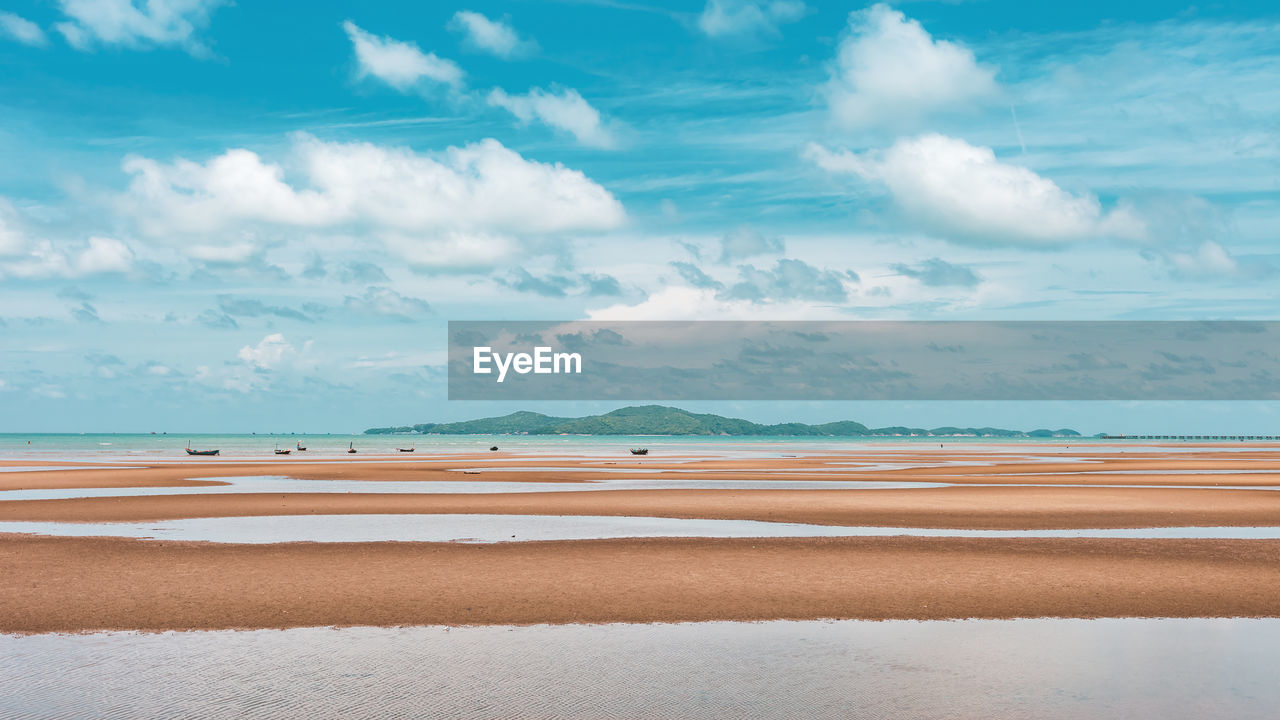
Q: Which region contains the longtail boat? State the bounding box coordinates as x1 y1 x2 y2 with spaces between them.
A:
185 441 219 456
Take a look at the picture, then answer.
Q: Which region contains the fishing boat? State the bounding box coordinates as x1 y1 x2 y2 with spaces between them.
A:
398 445 415 453
490 445 499 451
295 441 307 451
348 442 357 454
630 448 649 455
274 444 291 455
185 441 219 456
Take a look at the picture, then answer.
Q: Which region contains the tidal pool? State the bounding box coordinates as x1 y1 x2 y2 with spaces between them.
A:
4 514 1280 543
1 618 1275 719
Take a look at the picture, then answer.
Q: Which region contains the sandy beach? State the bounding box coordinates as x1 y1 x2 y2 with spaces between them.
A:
3 445 1280 633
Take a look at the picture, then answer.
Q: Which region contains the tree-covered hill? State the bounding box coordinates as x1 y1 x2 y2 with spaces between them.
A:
365 405 1080 438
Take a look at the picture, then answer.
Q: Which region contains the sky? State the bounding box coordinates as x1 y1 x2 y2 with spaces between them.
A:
1 0 1278 433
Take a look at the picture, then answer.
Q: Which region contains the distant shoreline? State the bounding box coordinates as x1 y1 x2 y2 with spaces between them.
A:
365 405 1085 438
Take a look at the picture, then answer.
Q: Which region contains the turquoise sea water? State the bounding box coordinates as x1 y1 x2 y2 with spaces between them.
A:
0 432 1134 462
0 432 1265 462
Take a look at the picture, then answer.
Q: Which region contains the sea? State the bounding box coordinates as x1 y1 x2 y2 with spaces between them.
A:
0 431 1215 463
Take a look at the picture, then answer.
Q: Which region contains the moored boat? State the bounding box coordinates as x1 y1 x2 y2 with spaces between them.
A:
185 442 219 456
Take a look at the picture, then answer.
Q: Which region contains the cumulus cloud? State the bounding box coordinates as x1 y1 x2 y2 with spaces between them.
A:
722 258 852 303
382 231 523 273
891 258 981 287
0 200 28 256
501 268 574 297
343 20 463 91
697 0 806 38
343 286 432 321
120 134 625 268
336 261 390 284
808 134 1143 246
824 4 996 129
1163 242 1238 278
75 236 135 274
448 10 535 58
1115 194 1263 279
500 268 624 297
589 286 849 321
0 235 135 279
186 242 263 265
0 11 47 46
122 133 624 234
671 261 724 290
237 333 300 370
1152 240 1270 281
217 295 316 323
55 0 227 54
488 87 618 149
719 226 784 262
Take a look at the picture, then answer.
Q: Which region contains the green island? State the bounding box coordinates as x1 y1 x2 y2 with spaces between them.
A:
365 405 1081 438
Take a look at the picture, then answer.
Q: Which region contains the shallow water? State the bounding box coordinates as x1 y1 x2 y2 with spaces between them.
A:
5 514 1280 544
0 475 949 502
1 618 1276 719
3 432 1276 463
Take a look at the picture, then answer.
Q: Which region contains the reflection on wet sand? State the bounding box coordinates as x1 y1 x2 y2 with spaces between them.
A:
6 513 1280 544
3 618 1277 719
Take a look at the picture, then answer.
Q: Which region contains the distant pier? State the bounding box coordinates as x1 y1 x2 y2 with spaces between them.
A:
1099 435 1279 441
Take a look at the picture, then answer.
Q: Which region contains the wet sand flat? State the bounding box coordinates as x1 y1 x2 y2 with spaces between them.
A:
3 445 1280 632
5 485 1280 529
3 534 1280 633
6 450 1280 492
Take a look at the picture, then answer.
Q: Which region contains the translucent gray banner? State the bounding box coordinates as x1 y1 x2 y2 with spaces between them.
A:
447 321 1280 400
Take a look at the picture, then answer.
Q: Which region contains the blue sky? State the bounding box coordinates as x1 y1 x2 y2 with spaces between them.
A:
1 0 1278 433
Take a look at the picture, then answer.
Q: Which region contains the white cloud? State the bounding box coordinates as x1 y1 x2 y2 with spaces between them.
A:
0 206 135 279
121 133 624 238
0 200 27 256
1162 238 1259 278
697 0 805 38
73 236 135 274
807 134 1143 246
590 287 753 320
343 20 463 91
382 231 522 273
448 11 534 58
55 0 227 54
719 226 784 262
588 286 848 321
237 333 298 370
488 87 618 149
824 4 997 129
343 286 431 320
0 11 48 46
187 242 261 264
1165 241 1241 278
